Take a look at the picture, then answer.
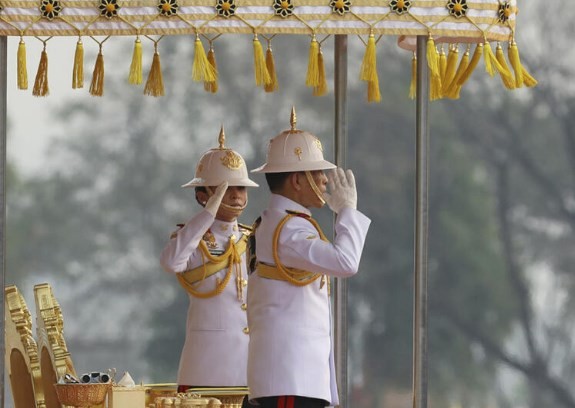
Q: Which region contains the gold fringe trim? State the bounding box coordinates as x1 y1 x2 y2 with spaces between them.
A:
72 38 84 89
427 37 442 101
253 34 271 87
129 37 143 85
89 49 105 97
192 36 216 83
306 36 320 87
17 38 28 90
204 46 218 93
144 47 164 97
360 33 377 82
264 43 279 93
32 48 49 97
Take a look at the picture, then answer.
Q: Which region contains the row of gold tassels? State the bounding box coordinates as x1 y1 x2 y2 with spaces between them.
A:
16 34 536 99
406 36 537 101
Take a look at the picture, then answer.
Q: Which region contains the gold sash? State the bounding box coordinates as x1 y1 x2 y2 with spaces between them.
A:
177 235 248 299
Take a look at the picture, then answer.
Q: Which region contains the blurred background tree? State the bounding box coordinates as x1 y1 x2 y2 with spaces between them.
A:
5 2 575 407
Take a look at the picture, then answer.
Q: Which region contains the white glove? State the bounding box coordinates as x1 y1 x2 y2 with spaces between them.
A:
204 181 228 217
323 168 357 213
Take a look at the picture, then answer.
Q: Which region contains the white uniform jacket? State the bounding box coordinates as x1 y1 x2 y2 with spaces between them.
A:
160 209 250 387
247 194 371 405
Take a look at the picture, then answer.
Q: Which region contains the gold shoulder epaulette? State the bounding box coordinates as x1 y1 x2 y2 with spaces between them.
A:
238 223 253 235
285 209 310 219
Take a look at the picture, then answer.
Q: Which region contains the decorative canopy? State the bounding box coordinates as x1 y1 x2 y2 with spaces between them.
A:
0 0 535 100
0 0 515 39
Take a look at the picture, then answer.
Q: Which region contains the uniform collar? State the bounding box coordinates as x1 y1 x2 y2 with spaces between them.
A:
211 218 239 235
270 194 312 217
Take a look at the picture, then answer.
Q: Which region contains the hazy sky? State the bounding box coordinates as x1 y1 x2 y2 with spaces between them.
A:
6 36 120 175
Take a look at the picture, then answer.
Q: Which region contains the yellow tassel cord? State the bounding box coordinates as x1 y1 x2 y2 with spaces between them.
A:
360 33 381 103
441 45 458 96
264 42 279 93
313 47 328 97
72 38 84 89
455 43 483 90
495 43 516 90
253 35 271 87
204 46 218 93
444 47 470 100
32 46 49 97
144 46 164 97
508 41 537 88
128 37 143 85
17 38 28 90
439 47 447 81
426 37 442 101
192 36 216 83
306 36 320 88
89 48 105 97
409 52 417 100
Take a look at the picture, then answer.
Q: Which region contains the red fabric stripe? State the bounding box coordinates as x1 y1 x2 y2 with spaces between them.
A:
278 396 286 408
286 396 295 408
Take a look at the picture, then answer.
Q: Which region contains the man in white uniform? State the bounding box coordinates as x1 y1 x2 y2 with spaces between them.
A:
247 108 371 408
160 127 258 407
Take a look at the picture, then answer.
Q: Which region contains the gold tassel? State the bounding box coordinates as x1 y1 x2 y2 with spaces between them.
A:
442 45 458 96
360 33 377 83
409 52 416 100
521 66 538 88
144 47 164 97
427 36 442 101
495 43 515 90
129 37 143 85
264 43 279 93
192 36 216 83
253 34 271 87
426 36 440 81
89 47 105 97
445 47 469 99
456 43 483 88
17 38 28 90
508 41 537 88
204 46 218 93
439 46 447 80
313 48 327 97
367 73 381 103
306 36 320 88
507 40 524 88
72 38 84 89
32 46 49 97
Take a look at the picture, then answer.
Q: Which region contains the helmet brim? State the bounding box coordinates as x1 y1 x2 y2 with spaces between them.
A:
250 160 336 174
181 178 259 188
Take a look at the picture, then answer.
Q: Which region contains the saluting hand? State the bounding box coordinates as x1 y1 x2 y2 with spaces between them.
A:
205 181 229 217
323 168 357 213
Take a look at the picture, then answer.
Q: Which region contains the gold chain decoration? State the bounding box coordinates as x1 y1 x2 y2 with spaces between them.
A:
177 235 247 300
270 213 327 287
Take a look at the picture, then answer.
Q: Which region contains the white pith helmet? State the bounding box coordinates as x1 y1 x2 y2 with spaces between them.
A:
182 126 259 188
251 107 336 174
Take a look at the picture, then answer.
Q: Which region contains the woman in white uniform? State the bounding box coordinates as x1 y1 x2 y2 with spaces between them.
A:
247 108 371 408
160 127 258 407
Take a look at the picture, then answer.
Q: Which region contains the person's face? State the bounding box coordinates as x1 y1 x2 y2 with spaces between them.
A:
300 170 328 209
216 185 248 222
